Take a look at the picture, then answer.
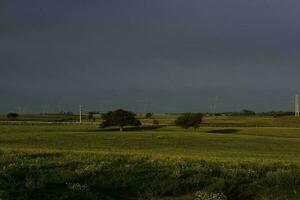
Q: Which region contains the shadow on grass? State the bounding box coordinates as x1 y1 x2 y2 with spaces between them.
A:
21 152 64 159
206 129 240 134
99 125 165 132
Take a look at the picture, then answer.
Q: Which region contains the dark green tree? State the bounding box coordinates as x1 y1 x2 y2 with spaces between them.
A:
175 113 203 129
87 112 96 122
242 109 256 116
7 113 19 120
145 113 153 119
100 109 141 131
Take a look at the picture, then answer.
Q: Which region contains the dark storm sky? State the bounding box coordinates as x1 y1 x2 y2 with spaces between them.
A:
1 0 300 113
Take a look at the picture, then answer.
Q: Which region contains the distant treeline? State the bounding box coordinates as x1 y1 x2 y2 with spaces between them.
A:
15 110 295 118
258 111 294 117
213 110 294 117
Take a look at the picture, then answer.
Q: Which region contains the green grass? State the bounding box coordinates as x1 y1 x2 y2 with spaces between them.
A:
1 124 300 163
2 117 300 199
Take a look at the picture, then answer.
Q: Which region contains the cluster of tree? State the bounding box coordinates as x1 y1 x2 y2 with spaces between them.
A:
100 109 203 131
259 111 294 117
58 111 74 116
214 110 294 117
220 109 256 116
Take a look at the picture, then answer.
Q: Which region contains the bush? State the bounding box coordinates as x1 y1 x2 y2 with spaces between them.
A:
153 120 160 126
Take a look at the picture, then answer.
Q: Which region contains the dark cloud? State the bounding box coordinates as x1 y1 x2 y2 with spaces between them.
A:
1 0 300 112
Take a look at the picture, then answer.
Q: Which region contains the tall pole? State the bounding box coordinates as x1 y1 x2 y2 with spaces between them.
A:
295 95 299 117
79 105 82 123
209 96 218 114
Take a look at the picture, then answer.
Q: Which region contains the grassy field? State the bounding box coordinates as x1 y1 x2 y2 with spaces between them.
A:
1 116 300 199
1 124 300 163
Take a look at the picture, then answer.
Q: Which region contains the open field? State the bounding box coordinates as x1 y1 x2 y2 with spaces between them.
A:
1 124 300 163
1 116 300 199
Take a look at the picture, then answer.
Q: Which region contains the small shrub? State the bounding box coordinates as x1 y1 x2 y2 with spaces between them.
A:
195 191 227 200
153 120 160 125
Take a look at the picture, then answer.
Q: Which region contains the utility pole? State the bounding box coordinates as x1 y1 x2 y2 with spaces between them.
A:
209 96 218 114
295 95 300 117
79 105 82 123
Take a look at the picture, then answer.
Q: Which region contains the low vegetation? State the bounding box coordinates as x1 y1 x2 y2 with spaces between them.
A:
1 152 300 200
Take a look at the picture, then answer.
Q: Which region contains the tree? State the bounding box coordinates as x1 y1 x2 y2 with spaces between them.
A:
59 111 74 115
87 112 96 122
100 109 141 131
145 113 153 119
242 109 256 116
175 113 203 129
7 113 19 120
